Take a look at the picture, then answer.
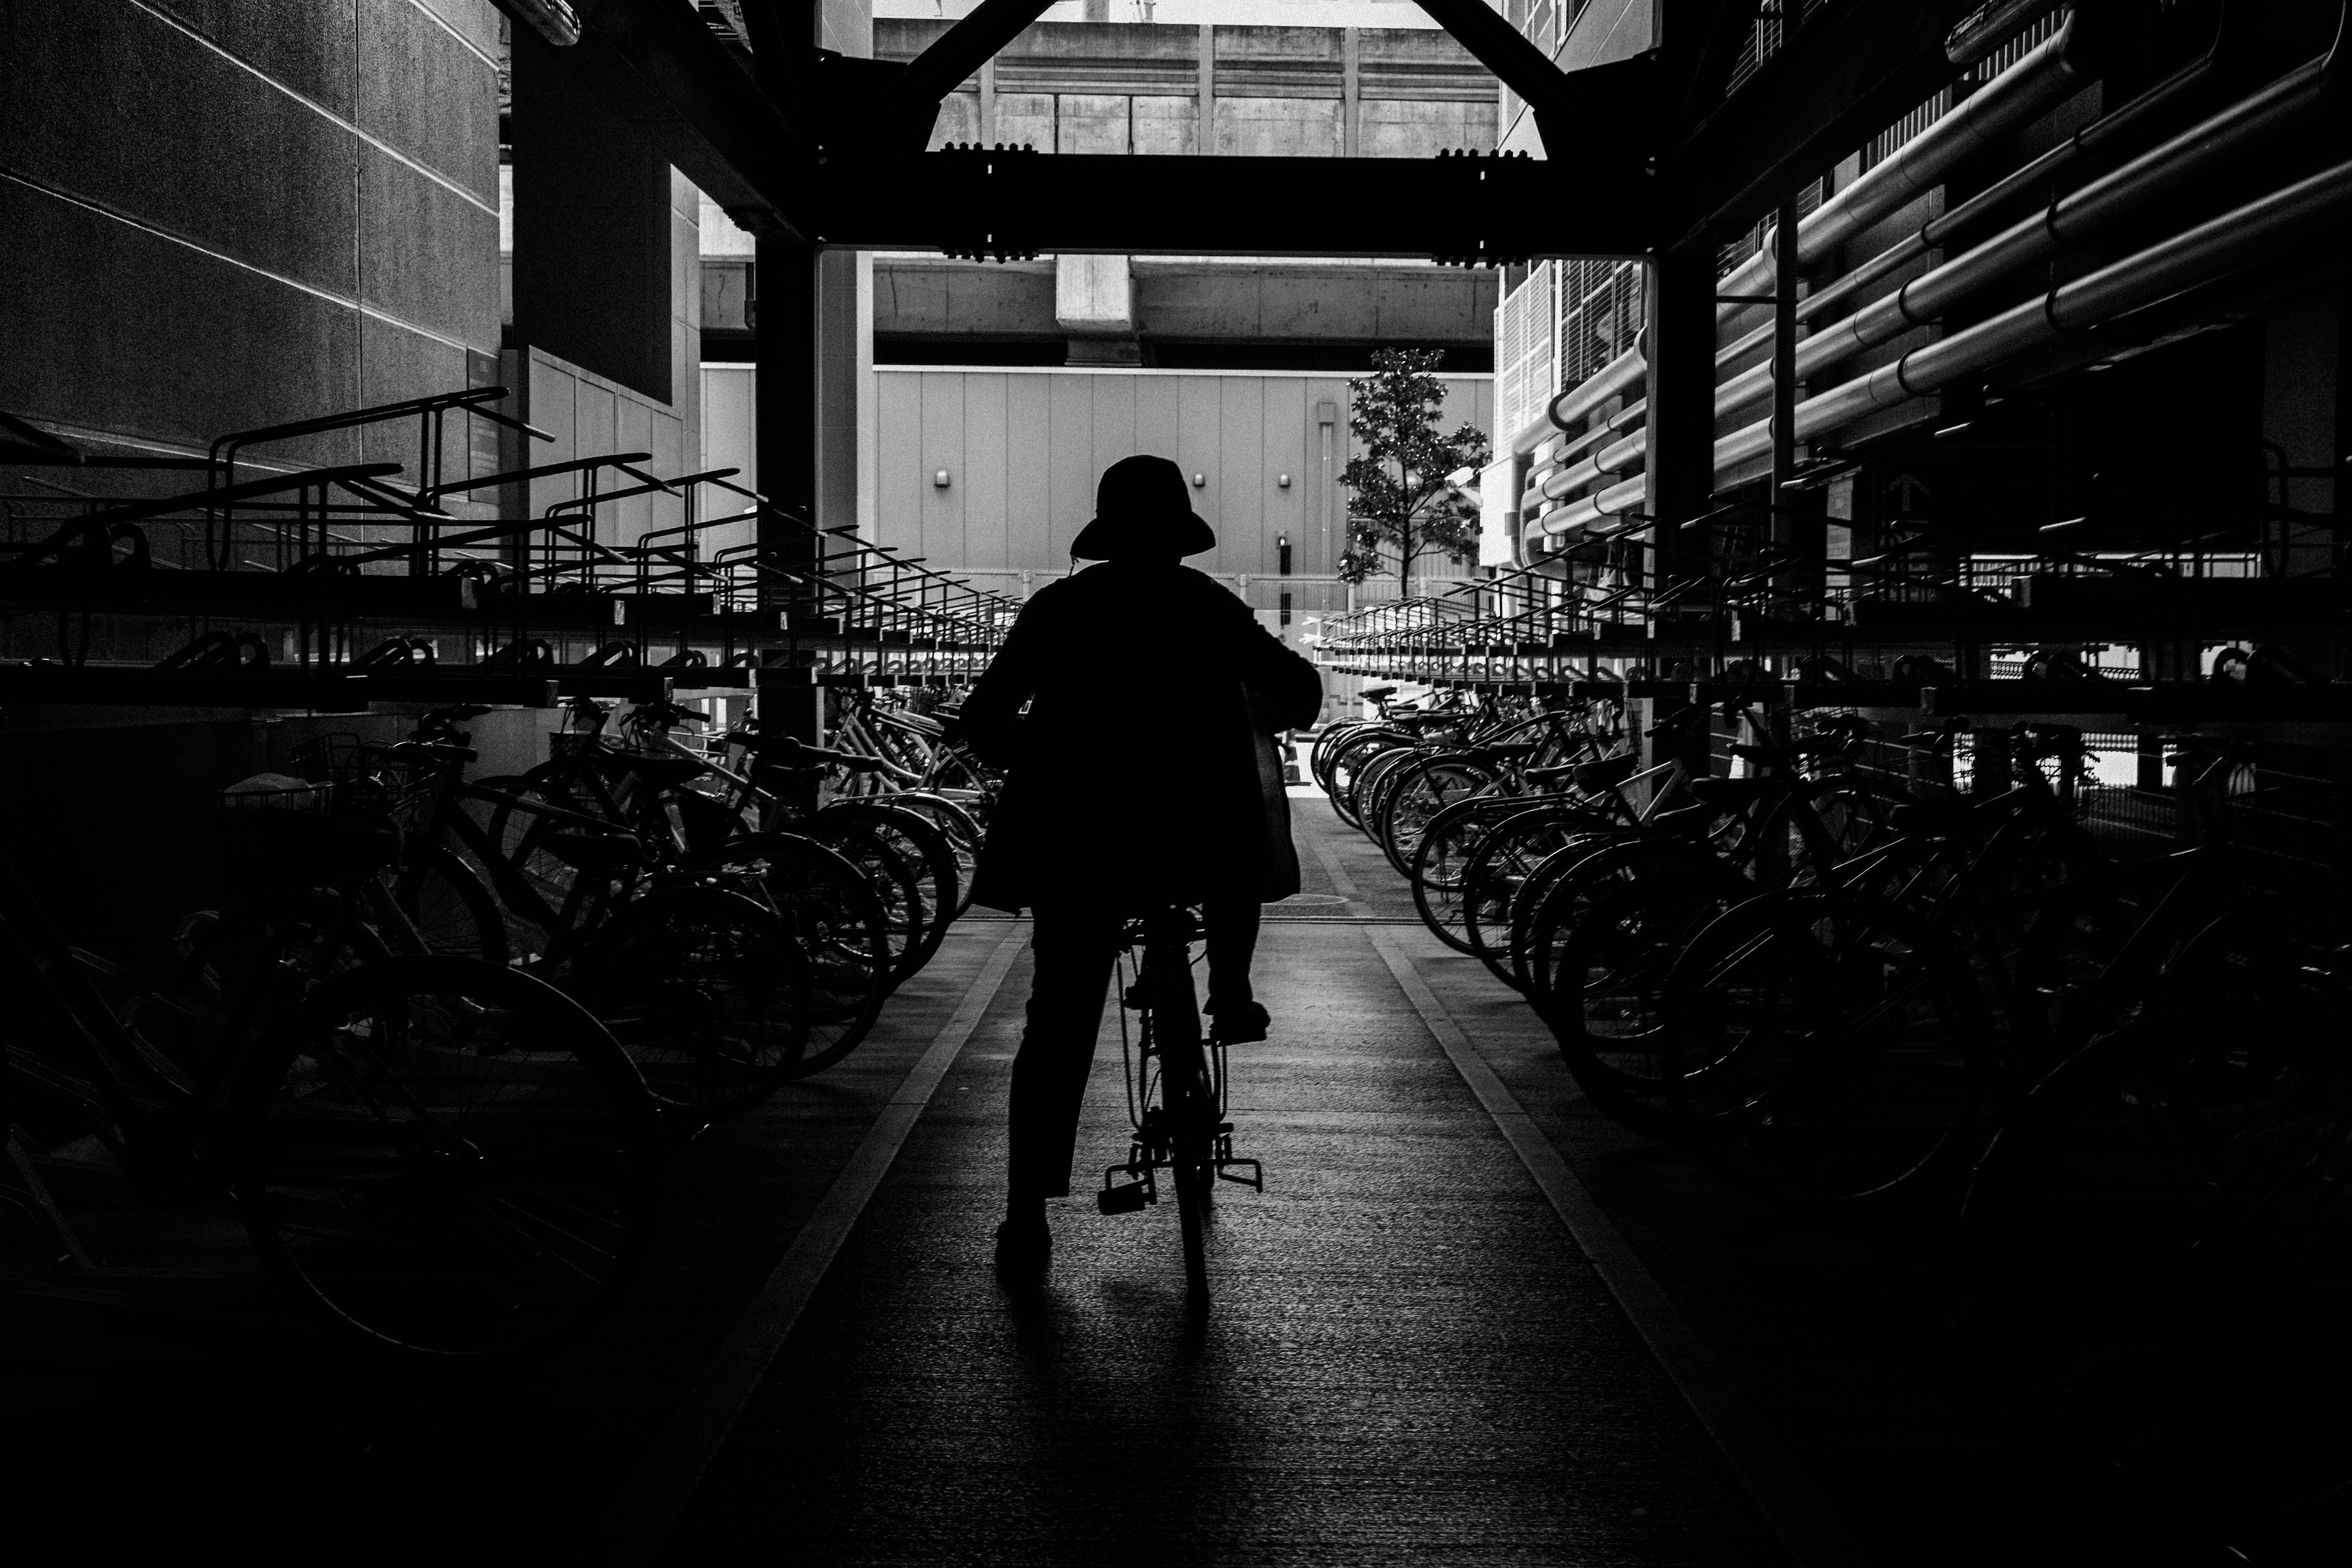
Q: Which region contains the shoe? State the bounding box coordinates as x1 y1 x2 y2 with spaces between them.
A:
993 1213 1051 1275
1207 999 1270 1045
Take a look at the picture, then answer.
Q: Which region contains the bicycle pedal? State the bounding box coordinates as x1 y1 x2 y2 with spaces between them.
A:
1097 1180 1152 1216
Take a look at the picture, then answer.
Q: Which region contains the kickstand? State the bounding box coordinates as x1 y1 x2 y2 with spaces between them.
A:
2 1125 94 1272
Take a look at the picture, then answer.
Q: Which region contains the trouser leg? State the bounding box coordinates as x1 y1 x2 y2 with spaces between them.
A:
1201 897 1262 1012
1006 903 1121 1204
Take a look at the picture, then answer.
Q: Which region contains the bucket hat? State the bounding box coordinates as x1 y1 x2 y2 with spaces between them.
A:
1070 454 1216 560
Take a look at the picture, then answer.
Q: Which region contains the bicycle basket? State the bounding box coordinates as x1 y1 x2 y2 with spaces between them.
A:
287 733 369 786
217 775 399 888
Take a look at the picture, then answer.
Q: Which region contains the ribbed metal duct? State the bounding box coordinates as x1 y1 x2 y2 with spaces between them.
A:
1539 23 2342 513
1536 155 2352 539
1712 5 2108 322
1547 7 2106 434
1712 50 2339 418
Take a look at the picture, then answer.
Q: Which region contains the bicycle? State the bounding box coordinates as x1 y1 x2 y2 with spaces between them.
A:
288 716 839 1115
4 783 664 1354
1093 903 1261 1301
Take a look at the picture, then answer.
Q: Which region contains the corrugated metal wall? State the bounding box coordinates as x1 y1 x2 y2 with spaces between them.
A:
868 364 1491 579
699 363 1493 685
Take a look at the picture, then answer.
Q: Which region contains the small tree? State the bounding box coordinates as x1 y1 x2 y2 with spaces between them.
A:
1338 347 1490 594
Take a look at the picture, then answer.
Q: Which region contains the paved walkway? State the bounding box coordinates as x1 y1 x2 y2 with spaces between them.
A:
646 806 1797 1566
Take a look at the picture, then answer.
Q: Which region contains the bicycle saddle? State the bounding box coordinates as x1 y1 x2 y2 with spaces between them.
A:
603 750 709 788
1688 776 1772 812
1360 686 1398 701
1572 754 1639 791
1648 802 1721 835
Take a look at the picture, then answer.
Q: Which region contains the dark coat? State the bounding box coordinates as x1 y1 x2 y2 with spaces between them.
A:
959 560 1324 913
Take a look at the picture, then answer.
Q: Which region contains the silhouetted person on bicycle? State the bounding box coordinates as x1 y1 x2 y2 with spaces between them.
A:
957 454 1323 1271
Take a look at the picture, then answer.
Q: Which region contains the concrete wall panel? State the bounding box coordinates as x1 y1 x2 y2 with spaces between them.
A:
1359 96 1494 157
1213 97 1344 158
1003 374 1054 569
0 181 359 464
875 370 925 555
995 92 1057 152
1131 95 1198 156
931 89 983 149
1046 375 1097 558
2 0 501 479
961 375 1010 570
918 373 967 564
1055 94 1131 155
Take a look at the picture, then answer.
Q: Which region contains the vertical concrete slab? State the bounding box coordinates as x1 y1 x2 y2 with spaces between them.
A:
963 374 1011 571
875 371 925 554
1174 375 1225 559
1215 375 1267 578
1046 375 1095 559
1089 374 1139 475
918 372 968 565
1003 374 1054 571
1132 375 1183 466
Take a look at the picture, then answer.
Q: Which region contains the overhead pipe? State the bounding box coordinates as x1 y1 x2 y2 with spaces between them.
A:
1547 7 2108 436
1543 19 2344 505
1792 5 2256 331
1536 154 2352 541
1712 3 2117 325
1711 45 2344 418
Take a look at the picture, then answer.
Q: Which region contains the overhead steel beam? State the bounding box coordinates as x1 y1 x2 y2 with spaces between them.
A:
903 0 1059 104
557 0 816 238
1660 0 1978 247
807 148 1654 258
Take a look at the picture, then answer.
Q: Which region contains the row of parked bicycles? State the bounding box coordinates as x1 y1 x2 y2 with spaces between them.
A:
2 690 995 1357
1314 679 2346 1284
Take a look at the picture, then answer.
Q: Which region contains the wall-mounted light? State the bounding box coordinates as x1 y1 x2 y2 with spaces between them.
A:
1276 473 1292 488
1192 472 1206 488
933 469 952 488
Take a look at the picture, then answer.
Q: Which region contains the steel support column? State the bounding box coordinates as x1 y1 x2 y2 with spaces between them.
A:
745 0 826 756
1645 241 1717 598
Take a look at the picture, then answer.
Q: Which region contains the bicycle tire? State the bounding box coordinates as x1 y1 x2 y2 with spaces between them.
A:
1344 745 1420 839
882 791 982 919
1659 889 1991 1199
1145 920 1215 1301
1324 729 1414 826
575 883 813 1118
1375 757 1496 877
801 815 932 987
1541 860 1744 1143
228 955 662 1355
394 843 508 967
816 799 960 968
1406 794 1559 952
698 832 892 1077
1457 806 1596 988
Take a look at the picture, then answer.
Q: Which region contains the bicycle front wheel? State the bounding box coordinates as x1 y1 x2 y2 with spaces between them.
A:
228 956 662 1355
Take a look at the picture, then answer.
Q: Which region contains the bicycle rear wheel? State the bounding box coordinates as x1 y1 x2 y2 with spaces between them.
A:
701 832 892 1077
576 884 812 1117
815 800 960 973
1143 912 1214 1300
228 956 662 1355
394 844 508 966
